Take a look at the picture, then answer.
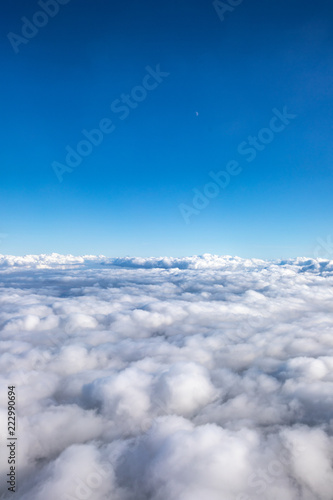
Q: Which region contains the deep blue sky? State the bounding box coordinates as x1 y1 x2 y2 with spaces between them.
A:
1 0 332 258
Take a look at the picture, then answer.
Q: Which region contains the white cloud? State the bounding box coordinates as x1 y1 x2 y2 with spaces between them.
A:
0 253 333 499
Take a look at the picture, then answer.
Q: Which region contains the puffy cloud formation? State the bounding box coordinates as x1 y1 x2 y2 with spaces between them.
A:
0 253 333 499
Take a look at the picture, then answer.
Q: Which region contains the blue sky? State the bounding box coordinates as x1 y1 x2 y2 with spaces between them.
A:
1 0 332 258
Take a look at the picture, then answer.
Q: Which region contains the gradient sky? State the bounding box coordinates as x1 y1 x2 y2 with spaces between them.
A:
1 0 333 258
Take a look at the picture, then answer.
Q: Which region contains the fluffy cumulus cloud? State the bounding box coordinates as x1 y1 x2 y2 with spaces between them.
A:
0 253 333 499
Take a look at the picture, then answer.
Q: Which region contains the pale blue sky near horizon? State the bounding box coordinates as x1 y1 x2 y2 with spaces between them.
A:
1 0 332 259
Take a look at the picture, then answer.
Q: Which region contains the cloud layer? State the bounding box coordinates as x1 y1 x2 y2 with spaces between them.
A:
0 253 333 499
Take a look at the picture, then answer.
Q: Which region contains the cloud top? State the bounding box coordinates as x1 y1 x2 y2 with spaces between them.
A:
0 254 333 499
